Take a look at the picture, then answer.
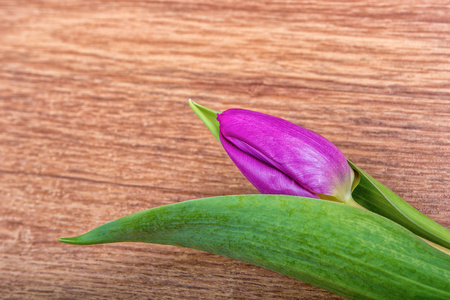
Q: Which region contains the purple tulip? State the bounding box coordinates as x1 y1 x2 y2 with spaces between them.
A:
217 109 356 203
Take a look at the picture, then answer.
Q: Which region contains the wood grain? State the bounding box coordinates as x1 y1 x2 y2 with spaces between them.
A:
0 0 449 299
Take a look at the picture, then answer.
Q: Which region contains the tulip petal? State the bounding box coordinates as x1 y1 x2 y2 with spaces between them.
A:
218 109 353 199
220 133 319 198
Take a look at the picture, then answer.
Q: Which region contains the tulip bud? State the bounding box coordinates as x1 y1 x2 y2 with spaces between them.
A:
218 109 358 205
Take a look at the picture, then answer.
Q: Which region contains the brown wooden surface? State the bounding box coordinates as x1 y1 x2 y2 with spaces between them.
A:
1 1 449 299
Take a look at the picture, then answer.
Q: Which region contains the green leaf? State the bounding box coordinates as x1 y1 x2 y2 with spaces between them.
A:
190 101 450 250
189 99 220 142
60 195 450 300
349 161 450 249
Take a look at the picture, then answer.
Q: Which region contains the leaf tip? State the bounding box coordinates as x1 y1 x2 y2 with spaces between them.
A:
59 236 82 245
188 100 221 142
59 234 99 245
188 98 196 108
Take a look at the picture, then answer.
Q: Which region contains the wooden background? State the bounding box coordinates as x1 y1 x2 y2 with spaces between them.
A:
1 0 449 299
